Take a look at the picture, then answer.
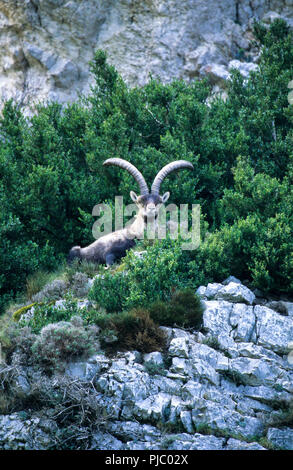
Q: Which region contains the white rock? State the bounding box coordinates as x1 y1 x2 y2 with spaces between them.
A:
192 400 264 438
255 305 293 354
90 432 124 450
229 357 287 387
65 361 100 381
200 63 230 86
225 438 266 450
180 411 194 433
134 393 172 422
228 60 259 78
196 286 207 297
168 433 225 450
144 352 164 366
282 301 293 317
184 43 227 78
205 283 223 299
203 300 233 336
230 304 256 342
169 337 189 358
170 357 191 376
216 282 255 305
267 427 293 450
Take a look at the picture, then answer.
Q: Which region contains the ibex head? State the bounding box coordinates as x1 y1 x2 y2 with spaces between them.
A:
103 158 194 220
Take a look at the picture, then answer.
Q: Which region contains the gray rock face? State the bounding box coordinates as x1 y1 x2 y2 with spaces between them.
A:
0 1 292 111
267 427 293 450
0 413 57 450
199 282 255 304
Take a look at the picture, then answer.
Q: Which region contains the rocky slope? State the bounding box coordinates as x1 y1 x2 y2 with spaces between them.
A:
0 1 293 111
1 276 292 450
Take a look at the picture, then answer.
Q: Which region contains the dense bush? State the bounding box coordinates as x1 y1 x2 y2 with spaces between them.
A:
88 271 130 312
0 18 293 311
89 239 191 311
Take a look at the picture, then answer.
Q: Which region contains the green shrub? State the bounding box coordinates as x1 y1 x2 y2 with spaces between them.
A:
144 361 167 377
21 296 84 333
149 288 204 329
89 239 192 312
88 271 130 312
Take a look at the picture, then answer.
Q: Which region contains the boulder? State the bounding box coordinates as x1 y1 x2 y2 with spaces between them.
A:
267 427 293 450
255 305 293 354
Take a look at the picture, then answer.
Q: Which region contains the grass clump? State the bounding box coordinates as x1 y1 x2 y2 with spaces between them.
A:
65 259 101 283
92 309 167 353
148 288 204 329
144 361 167 377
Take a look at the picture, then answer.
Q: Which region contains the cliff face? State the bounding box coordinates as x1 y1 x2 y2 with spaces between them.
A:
0 0 292 111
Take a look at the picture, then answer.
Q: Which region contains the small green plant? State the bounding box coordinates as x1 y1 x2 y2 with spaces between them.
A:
12 303 37 322
220 369 247 386
267 398 293 429
144 361 167 376
202 336 221 350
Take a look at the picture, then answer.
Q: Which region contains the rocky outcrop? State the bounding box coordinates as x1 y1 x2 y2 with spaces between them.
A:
0 1 292 112
1 277 292 450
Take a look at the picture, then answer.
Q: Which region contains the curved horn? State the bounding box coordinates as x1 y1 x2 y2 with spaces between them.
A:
151 160 194 195
103 158 149 195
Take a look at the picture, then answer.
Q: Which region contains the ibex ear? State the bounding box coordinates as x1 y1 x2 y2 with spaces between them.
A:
162 192 170 203
130 191 139 203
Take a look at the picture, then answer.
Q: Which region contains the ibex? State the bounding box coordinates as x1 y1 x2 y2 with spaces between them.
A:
68 158 193 266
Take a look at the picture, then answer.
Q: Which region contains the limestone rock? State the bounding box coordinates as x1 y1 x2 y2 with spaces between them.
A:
191 400 264 439
228 356 287 386
168 337 189 358
216 282 255 305
228 59 258 78
255 305 293 354
90 432 124 450
225 438 266 450
133 392 172 422
267 427 293 450
144 351 164 366
0 413 57 450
